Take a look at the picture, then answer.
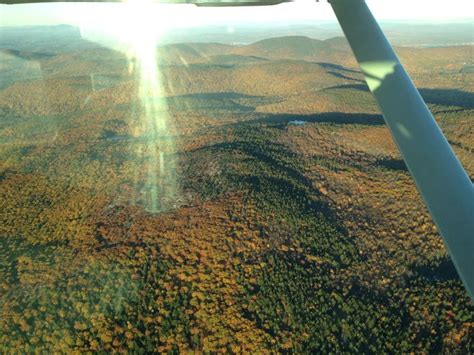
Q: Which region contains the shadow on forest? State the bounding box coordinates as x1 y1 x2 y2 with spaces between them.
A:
0 48 55 61
375 157 408 171
235 112 386 127
207 140 310 188
327 71 365 83
184 139 347 235
324 84 474 109
409 255 459 283
419 88 474 109
324 84 369 92
316 62 360 74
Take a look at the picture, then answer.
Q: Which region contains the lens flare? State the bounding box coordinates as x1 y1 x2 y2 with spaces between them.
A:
126 1 179 212
79 1 180 212
132 6 178 213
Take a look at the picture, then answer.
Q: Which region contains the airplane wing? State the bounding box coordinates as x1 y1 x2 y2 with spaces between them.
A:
329 0 473 301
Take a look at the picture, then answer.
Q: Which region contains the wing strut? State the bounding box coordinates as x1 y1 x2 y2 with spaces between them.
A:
329 0 474 300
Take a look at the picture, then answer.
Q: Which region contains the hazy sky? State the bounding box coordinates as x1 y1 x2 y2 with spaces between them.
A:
1 0 473 28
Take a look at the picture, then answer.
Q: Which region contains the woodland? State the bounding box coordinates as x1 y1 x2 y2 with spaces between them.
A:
0 28 473 352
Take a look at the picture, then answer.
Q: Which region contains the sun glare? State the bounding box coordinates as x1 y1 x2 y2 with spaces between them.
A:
79 0 180 212
127 1 179 212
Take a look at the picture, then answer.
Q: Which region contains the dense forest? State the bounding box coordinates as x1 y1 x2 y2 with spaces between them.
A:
0 26 473 352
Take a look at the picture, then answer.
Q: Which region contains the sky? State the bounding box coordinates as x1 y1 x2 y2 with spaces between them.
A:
0 0 473 28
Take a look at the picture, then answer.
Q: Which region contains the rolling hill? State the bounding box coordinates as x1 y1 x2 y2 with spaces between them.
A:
0 25 473 353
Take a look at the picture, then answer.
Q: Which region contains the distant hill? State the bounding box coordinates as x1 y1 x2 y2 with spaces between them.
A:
233 36 354 66
1 24 471 71
155 36 356 67
1 27 472 114
237 36 328 56
156 35 472 77
157 21 474 47
157 42 233 65
206 54 268 66
0 25 99 54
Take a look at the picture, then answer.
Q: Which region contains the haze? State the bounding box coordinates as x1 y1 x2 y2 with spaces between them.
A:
1 0 473 28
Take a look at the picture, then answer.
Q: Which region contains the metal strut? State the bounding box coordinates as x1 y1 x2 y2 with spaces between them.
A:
329 0 474 300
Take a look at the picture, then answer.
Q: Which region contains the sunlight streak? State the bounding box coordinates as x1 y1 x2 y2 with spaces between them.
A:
78 0 180 212
124 0 179 212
